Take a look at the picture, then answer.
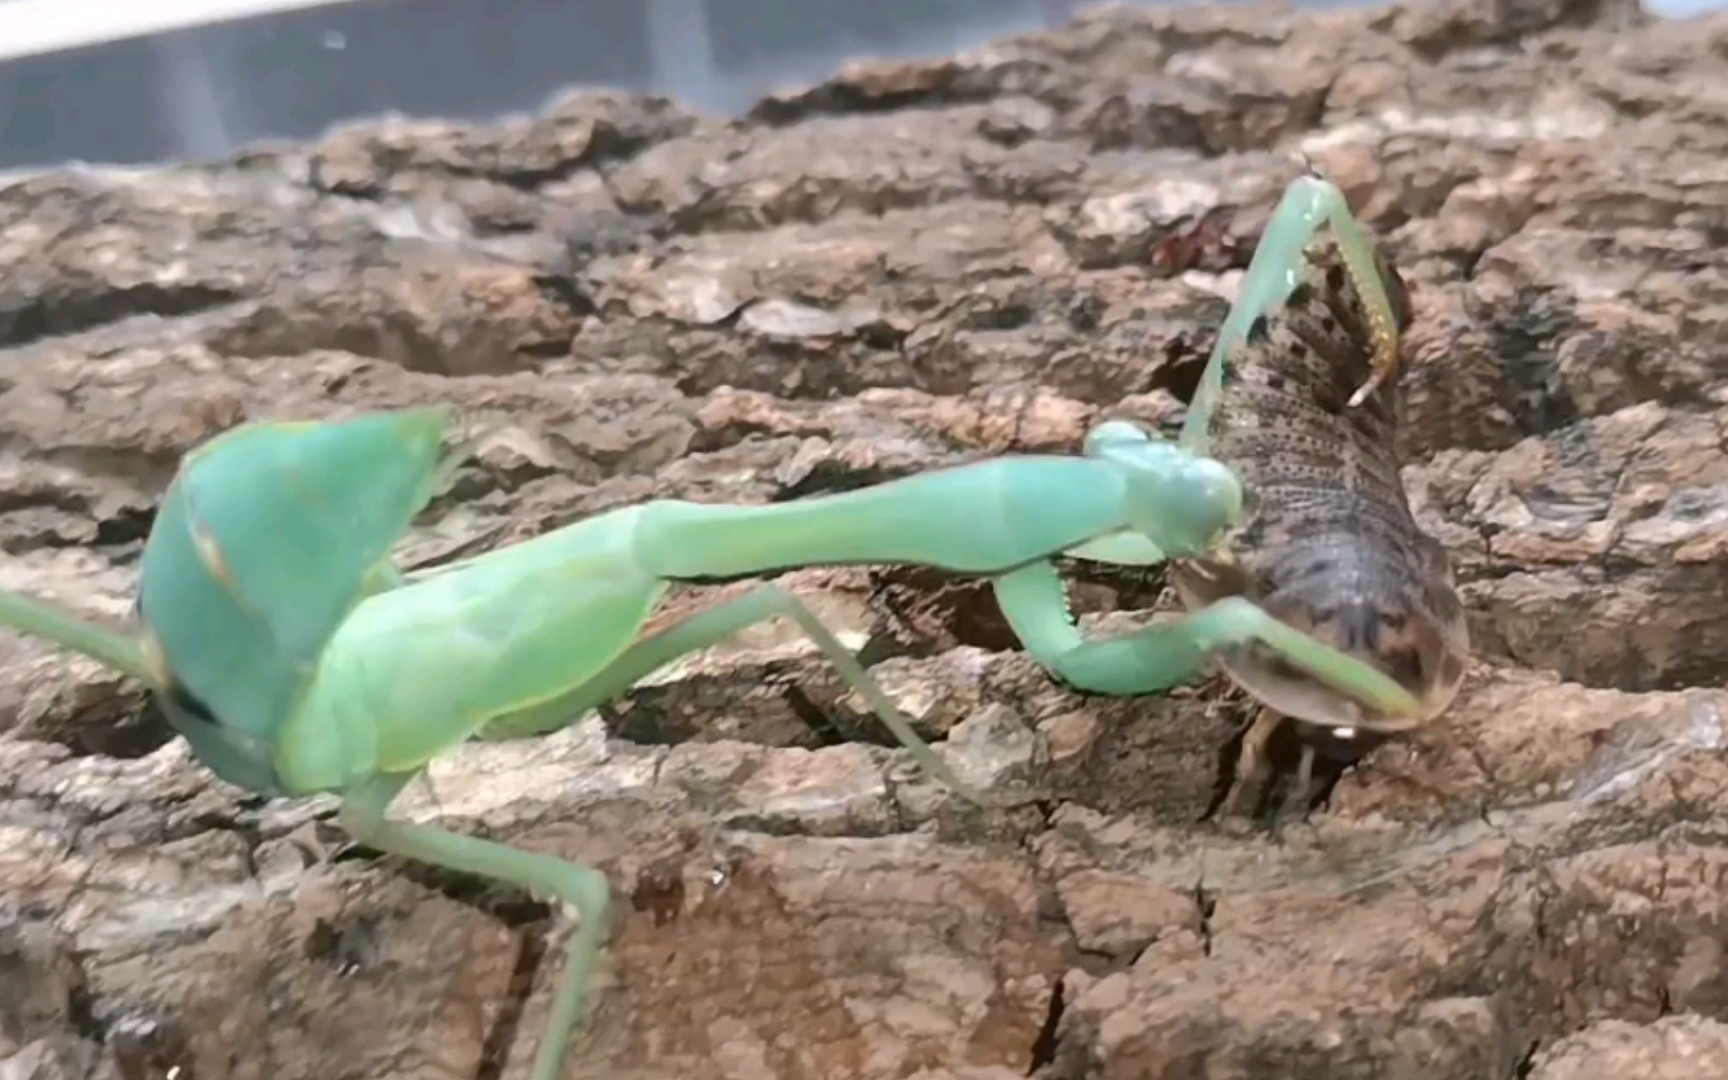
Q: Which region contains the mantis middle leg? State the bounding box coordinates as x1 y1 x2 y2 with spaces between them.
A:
482 583 977 799
340 772 611 1080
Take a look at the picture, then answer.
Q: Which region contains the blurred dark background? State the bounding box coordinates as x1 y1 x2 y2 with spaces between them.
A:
0 0 1094 170
0 0 1704 171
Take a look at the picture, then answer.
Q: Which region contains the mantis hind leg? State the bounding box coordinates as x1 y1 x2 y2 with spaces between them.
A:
0 590 157 683
992 562 1420 715
340 773 611 1080
484 584 983 804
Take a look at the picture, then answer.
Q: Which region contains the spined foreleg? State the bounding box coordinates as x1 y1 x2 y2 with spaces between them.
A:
990 562 1420 715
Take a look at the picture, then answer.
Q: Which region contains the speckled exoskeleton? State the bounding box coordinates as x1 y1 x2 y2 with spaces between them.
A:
1173 173 1471 817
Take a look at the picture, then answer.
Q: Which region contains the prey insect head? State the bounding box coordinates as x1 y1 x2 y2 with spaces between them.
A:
1084 420 1243 559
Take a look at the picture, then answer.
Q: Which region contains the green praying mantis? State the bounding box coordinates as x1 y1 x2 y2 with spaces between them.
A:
0 172 1418 1078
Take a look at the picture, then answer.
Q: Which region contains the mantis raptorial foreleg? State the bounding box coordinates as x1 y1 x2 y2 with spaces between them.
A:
1062 172 1431 725
1180 169 1403 457
1077 167 1465 825
990 562 1421 713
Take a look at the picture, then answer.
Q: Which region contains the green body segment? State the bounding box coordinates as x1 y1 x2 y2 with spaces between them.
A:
274 447 1234 792
276 506 669 790
626 432 1239 584
139 407 454 747
635 456 1136 577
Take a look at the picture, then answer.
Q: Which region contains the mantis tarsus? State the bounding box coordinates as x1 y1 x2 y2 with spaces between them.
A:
0 173 1419 1078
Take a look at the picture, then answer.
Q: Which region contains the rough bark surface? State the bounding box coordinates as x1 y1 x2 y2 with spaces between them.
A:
3 0 1728 1077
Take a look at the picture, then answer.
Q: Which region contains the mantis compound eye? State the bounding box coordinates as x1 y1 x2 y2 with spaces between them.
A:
1095 435 1244 558
1083 420 1154 457
1146 455 1243 550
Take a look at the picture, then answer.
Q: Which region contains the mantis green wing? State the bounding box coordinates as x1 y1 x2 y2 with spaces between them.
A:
0 407 458 790
139 407 457 747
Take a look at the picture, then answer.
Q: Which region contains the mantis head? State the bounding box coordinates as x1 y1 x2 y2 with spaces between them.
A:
1083 420 1243 559
151 672 288 797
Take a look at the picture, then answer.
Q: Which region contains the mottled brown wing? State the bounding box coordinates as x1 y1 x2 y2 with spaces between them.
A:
1195 236 1415 582
1173 226 1467 730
